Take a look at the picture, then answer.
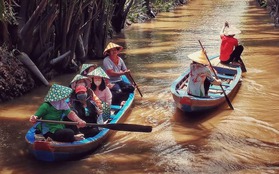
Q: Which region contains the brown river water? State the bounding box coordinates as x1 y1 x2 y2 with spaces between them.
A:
1 0 279 173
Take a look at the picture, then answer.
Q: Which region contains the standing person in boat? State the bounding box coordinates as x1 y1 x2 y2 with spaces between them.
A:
88 67 112 121
219 21 246 71
80 63 97 76
68 85 101 138
103 42 135 105
29 84 86 142
187 50 222 97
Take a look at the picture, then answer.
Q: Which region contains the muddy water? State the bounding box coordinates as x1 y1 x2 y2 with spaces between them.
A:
1 0 279 173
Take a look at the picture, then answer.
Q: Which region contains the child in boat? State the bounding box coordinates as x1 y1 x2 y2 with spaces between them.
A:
103 42 135 105
187 50 222 97
219 21 245 69
88 67 112 121
29 84 86 142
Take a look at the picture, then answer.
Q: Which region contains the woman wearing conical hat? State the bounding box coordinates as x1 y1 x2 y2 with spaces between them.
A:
80 64 97 76
88 67 112 121
29 84 86 142
88 67 112 105
186 50 221 97
102 42 135 104
219 21 246 71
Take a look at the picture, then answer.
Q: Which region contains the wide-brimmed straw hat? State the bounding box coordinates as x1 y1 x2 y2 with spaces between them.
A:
103 42 123 55
69 74 92 89
87 67 110 79
188 50 209 65
224 26 241 36
79 63 97 75
44 84 72 102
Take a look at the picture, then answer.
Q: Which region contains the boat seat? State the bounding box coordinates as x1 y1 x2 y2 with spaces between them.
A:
221 83 230 87
209 85 223 90
209 89 223 94
208 93 223 98
176 89 187 95
110 105 122 118
111 105 121 110
217 74 234 80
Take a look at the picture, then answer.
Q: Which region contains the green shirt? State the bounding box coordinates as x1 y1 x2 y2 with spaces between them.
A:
35 102 71 134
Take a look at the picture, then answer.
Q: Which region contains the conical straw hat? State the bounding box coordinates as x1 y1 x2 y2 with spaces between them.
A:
69 74 92 89
103 42 123 55
87 67 110 79
44 84 72 102
188 50 209 65
224 26 241 36
79 63 97 75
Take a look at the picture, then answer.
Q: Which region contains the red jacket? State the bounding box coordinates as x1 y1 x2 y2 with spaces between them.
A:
219 35 238 62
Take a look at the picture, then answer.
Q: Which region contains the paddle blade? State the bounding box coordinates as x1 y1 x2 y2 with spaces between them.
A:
224 93 234 110
95 123 153 133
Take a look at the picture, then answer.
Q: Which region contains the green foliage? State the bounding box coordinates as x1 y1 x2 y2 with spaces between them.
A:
127 0 175 22
153 0 174 12
127 0 148 23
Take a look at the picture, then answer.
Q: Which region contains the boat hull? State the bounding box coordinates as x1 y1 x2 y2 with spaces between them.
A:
25 76 134 161
171 64 242 113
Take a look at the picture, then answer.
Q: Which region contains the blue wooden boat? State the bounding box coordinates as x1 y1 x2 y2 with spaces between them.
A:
171 65 242 113
25 75 135 162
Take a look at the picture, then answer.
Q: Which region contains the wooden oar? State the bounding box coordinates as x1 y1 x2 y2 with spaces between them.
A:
127 73 143 97
198 40 234 110
238 58 247 72
36 119 152 132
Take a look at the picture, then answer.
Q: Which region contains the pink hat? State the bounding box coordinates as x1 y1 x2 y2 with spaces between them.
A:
75 86 87 93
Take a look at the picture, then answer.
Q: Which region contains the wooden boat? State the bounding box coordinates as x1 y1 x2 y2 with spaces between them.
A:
209 54 247 73
25 75 135 162
171 62 242 113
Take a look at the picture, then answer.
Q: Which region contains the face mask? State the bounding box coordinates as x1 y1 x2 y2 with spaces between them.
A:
94 80 102 86
77 93 87 101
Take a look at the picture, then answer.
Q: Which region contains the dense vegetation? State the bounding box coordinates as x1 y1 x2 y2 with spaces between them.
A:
0 0 187 102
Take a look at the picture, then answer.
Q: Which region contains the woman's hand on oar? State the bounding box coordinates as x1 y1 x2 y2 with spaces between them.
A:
36 119 152 133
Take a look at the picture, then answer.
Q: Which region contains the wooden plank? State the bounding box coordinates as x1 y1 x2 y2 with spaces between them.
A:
217 74 234 80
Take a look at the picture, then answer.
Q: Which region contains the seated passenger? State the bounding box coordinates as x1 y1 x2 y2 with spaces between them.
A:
88 67 112 121
29 84 86 142
102 42 135 105
69 85 101 138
